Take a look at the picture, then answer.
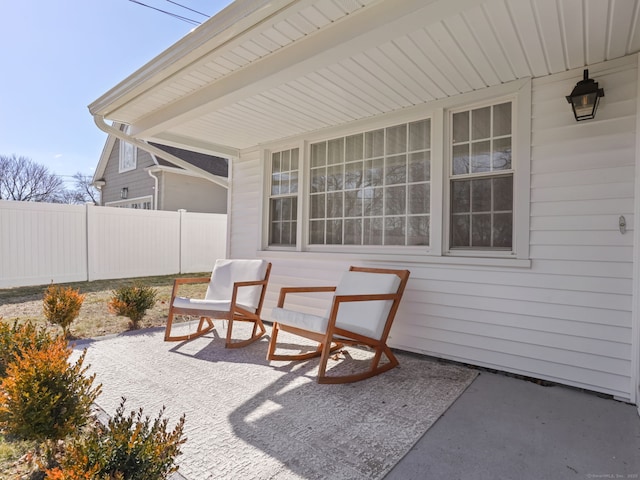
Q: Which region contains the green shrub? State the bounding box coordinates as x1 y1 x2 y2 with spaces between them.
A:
0 319 56 379
0 335 101 442
43 284 85 338
107 284 157 330
46 398 186 480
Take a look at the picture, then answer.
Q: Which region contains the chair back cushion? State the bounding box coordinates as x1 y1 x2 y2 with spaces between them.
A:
331 271 401 340
205 259 268 310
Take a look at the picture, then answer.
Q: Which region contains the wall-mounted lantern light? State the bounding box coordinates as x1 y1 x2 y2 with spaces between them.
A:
121 187 128 199
566 69 604 121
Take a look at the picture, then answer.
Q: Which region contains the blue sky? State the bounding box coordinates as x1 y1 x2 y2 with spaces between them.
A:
0 0 232 186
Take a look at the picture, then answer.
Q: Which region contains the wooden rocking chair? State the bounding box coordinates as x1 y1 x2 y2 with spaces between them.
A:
267 266 410 383
164 259 271 348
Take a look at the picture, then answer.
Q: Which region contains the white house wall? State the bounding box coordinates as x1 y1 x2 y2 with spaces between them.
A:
229 57 638 401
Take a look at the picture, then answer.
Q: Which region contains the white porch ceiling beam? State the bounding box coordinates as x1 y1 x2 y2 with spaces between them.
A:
130 0 486 141
149 132 240 159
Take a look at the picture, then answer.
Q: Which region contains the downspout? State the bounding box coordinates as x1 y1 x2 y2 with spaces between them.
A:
147 169 159 210
93 115 229 189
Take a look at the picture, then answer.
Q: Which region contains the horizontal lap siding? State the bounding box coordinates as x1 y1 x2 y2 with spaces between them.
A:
230 57 637 400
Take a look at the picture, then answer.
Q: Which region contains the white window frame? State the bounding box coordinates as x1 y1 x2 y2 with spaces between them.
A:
260 79 531 266
105 195 153 209
119 140 137 173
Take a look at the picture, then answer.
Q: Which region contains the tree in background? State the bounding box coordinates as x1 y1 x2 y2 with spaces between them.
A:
70 171 100 205
0 154 66 202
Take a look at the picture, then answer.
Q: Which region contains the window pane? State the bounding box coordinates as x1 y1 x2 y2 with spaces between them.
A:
272 152 281 173
493 102 512 136
385 155 407 185
345 161 363 190
327 165 343 191
452 144 469 175
289 171 298 194
471 141 491 173
472 106 491 140
472 178 491 212
327 191 343 218
493 175 513 211
271 173 281 195
493 213 513 247
409 183 429 214
310 220 324 244
493 137 512 171
326 219 342 244
280 174 290 194
408 216 429 246
310 194 325 219
291 148 299 170
451 215 470 247
452 111 469 143
363 187 383 216
328 138 344 165
363 217 383 245
270 198 282 221
365 129 384 158
270 221 282 245
384 217 405 245
344 219 362 245
281 149 290 172
311 142 326 167
386 124 407 154
409 152 430 182
345 134 363 161
451 180 470 213
385 185 406 215
310 168 326 193
344 190 362 217
364 158 384 187
471 214 491 246
281 197 292 220
409 119 430 151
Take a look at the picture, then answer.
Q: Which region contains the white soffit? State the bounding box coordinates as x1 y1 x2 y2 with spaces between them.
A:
92 0 640 153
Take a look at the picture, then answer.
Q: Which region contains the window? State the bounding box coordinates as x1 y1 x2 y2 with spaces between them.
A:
449 102 513 250
119 140 137 173
105 196 153 209
268 148 299 246
308 119 430 246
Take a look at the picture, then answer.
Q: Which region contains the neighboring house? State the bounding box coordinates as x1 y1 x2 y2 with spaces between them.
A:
89 0 640 407
92 127 228 213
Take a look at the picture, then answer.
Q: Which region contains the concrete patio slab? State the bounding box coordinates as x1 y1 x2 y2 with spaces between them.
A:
386 370 640 479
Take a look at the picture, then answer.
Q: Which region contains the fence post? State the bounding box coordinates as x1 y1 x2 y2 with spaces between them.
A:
85 203 91 281
178 209 186 274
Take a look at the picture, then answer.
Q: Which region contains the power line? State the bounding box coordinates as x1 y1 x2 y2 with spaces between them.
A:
128 0 201 26
165 0 209 18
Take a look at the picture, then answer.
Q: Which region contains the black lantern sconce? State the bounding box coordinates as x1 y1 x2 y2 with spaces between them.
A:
120 187 128 199
566 69 604 121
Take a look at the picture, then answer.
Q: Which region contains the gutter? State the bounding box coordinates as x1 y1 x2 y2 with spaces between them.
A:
93 115 228 190
147 169 160 210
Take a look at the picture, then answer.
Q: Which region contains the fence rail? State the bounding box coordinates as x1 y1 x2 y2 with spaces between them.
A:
0 201 227 289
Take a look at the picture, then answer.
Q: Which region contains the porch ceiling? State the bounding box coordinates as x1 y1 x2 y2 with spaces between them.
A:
89 0 640 156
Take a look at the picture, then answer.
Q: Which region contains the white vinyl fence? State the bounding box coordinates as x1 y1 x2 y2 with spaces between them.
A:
0 201 227 289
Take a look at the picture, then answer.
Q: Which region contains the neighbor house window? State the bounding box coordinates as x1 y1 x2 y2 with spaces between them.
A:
449 101 513 249
105 196 152 209
309 119 430 246
269 148 299 246
119 140 137 173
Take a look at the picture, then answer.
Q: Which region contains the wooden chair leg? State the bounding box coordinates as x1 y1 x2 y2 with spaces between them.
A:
225 316 266 349
164 311 214 342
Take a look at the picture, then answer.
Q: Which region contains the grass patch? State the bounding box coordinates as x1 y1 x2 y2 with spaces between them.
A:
0 273 209 340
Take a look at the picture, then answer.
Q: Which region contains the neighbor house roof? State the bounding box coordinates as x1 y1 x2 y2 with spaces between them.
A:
88 0 640 156
150 142 228 177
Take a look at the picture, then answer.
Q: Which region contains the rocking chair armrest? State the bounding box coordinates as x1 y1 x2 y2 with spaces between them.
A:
333 292 399 303
277 286 336 307
170 276 211 299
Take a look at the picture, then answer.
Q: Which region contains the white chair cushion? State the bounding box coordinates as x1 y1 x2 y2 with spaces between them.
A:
272 271 401 341
204 259 268 310
271 307 328 334
172 297 256 313
332 271 401 340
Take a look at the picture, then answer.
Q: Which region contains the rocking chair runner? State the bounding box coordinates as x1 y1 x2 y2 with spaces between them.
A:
164 259 271 348
267 266 410 383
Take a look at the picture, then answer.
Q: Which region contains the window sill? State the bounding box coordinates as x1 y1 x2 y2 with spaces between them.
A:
257 249 531 269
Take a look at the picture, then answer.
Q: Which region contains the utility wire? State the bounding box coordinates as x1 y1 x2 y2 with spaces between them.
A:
128 0 201 26
165 0 209 18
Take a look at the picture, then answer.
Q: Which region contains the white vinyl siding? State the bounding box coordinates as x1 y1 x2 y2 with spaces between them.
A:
230 56 637 401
